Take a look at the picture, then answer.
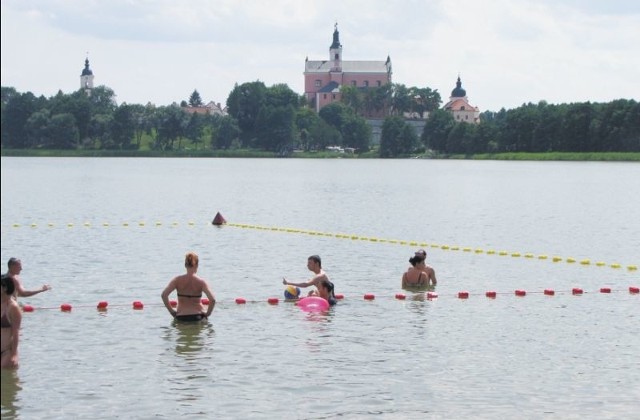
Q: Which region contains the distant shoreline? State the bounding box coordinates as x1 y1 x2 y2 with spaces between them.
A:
1 149 639 161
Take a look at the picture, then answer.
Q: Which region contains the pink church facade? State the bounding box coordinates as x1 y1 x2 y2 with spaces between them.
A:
304 24 392 114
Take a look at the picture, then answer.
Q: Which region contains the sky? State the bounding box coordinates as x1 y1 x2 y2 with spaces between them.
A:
2 0 639 112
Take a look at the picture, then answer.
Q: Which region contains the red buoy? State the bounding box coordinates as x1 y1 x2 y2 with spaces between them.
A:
515 290 526 297
426 291 438 299
457 291 469 299
60 303 72 312
169 300 177 307
629 286 639 294
572 288 583 295
267 297 279 305
235 297 246 304
364 293 375 300
22 305 34 312
600 287 611 293
212 212 227 226
395 293 406 300
132 301 144 310
97 301 108 310
201 298 210 305
485 291 497 298
335 294 344 300
544 289 555 296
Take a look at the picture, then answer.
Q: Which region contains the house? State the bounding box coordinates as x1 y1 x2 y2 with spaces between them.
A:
182 101 227 116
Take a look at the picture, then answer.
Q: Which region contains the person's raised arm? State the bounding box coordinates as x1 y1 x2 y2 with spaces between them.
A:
15 278 51 297
282 277 314 288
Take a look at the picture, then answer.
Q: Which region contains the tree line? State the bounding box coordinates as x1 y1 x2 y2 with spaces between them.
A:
1 83 637 157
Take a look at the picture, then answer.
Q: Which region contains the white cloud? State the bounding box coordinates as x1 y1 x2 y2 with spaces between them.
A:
2 0 638 111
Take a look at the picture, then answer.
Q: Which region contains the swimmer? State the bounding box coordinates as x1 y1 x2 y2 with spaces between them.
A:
414 249 437 286
1 275 22 369
4 258 51 300
161 252 216 322
283 255 330 297
316 278 337 306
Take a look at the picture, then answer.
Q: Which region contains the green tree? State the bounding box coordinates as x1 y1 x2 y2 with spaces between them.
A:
110 104 135 149
189 90 203 107
48 113 79 149
421 109 455 153
226 81 267 147
212 116 240 150
3 92 43 148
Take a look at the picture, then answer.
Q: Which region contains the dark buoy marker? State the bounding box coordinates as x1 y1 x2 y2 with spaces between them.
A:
212 212 227 226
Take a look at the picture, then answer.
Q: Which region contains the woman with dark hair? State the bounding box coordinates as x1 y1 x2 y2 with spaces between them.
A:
1 275 22 369
161 252 216 322
317 278 337 306
402 254 429 289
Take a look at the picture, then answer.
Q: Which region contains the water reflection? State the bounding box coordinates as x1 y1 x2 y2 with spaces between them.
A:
161 320 215 359
0 369 22 419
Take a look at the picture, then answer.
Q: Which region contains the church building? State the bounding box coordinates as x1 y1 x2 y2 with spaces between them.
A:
443 76 480 123
304 23 392 114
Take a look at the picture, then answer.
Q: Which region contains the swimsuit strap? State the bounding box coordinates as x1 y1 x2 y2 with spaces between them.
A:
177 292 202 298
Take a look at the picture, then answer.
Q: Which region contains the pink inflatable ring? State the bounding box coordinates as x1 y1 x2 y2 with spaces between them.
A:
296 296 330 312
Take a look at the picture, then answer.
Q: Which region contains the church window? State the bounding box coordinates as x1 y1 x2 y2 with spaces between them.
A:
323 94 327 99
364 81 369 87
315 80 321 87
332 94 336 99
351 81 356 86
377 81 381 87
334 53 339 60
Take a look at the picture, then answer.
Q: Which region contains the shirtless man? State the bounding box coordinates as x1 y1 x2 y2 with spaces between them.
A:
283 255 329 296
414 249 437 286
5 258 51 300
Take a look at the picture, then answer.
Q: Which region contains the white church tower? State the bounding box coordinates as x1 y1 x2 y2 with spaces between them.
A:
80 56 94 95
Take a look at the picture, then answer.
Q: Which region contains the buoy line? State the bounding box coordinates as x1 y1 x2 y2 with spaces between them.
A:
18 286 639 313
3 217 638 272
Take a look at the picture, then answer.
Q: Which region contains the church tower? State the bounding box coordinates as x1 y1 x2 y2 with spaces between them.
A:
80 56 94 95
329 22 342 73
443 76 480 123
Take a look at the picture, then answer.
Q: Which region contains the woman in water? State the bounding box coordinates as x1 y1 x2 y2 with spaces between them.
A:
316 278 337 306
161 252 216 322
1 275 22 369
402 253 434 289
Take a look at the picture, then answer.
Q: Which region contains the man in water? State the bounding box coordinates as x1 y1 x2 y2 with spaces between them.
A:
414 249 437 286
283 255 330 296
5 258 52 300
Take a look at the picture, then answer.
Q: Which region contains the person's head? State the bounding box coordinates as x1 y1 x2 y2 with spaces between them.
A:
7 258 22 274
307 255 322 269
318 278 335 297
1 274 16 296
184 252 199 269
415 249 427 259
409 254 425 266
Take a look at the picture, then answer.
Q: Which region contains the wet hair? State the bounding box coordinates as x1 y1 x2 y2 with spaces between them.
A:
415 249 427 258
7 257 20 269
1 274 15 295
318 278 335 298
184 252 199 268
409 255 426 266
308 255 322 268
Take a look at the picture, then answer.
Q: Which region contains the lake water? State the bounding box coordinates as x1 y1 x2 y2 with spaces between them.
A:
1 157 638 419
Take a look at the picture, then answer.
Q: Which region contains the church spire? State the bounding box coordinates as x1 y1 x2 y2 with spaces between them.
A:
80 54 95 94
330 22 341 49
